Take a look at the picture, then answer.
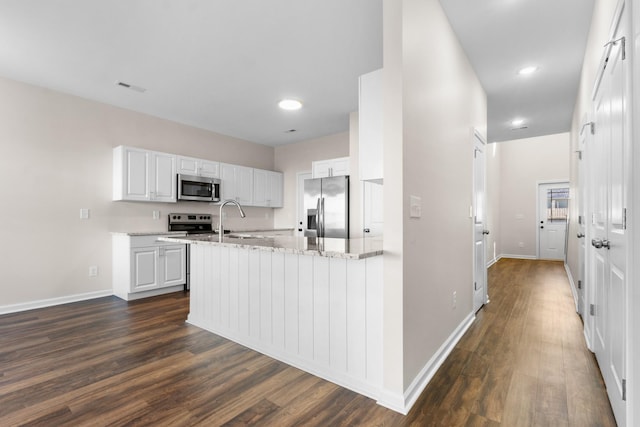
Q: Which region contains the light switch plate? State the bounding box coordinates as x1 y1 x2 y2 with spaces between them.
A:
80 208 90 219
410 196 421 218
153 210 161 220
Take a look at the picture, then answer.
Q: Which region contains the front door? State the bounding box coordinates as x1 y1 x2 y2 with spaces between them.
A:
473 132 487 312
538 182 569 260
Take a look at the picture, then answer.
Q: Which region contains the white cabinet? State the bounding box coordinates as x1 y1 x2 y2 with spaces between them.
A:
253 169 283 207
177 156 220 178
312 157 350 178
113 234 186 301
220 163 254 205
113 146 177 202
359 68 383 182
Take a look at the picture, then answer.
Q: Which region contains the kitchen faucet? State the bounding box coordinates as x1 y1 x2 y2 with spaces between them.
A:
218 199 246 242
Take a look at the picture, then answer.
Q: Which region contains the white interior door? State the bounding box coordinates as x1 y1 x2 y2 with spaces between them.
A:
473 132 487 312
296 172 312 236
538 182 569 260
588 14 628 424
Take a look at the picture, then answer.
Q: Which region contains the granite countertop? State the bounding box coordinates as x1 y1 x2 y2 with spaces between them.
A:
111 231 188 237
159 234 383 260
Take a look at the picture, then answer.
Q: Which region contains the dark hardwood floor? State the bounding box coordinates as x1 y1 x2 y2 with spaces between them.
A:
0 259 616 426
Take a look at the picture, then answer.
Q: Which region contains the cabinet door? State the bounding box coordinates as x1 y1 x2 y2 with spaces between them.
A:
331 157 350 177
220 163 237 201
236 166 254 205
268 172 283 208
177 156 199 175
253 169 269 206
312 160 331 178
199 160 220 178
359 69 383 181
152 152 176 202
161 245 186 287
131 247 159 291
122 147 151 201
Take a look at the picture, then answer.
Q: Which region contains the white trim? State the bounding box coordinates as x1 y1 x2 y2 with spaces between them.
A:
487 254 502 268
564 262 580 313
113 284 184 301
377 312 476 414
0 289 113 315
295 171 312 237
499 254 538 260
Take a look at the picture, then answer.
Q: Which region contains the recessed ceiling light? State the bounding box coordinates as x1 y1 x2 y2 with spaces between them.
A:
511 118 525 126
278 99 303 111
518 66 538 75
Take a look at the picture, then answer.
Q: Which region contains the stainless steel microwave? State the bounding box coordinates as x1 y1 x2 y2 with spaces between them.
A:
177 174 221 202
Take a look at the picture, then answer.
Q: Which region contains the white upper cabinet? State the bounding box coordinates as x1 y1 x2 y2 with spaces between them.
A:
113 146 177 202
358 68 383 182
177 155 220 178
253 169 283 207
220 163 254 205
312 157 350 178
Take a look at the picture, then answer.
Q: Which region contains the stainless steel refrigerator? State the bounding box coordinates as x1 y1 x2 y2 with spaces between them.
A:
304 175 349 238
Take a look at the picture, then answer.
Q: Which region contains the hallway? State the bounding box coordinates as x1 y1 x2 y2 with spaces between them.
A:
0 259 617 426
397 258 617 425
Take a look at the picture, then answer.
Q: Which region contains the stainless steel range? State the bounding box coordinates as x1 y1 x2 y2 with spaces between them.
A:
168 213 214 291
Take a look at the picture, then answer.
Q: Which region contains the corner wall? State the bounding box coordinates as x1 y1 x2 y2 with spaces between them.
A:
498 134 570 258
382 0 487 408
0 76 274 310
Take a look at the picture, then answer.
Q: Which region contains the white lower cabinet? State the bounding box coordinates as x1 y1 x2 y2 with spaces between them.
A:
113 234 186 300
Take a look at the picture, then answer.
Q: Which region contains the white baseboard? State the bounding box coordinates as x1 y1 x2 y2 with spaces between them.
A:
499 254 538 260
487 254 502 268
377 312 476 414
564 263 580 313
0 289 114 315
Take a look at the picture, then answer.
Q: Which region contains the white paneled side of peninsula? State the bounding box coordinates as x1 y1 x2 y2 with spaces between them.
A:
187 243 383 399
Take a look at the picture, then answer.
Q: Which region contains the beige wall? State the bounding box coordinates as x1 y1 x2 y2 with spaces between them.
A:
0 76 275 309
498 133 570 258
383 0 487 396
272 131 349 230
486 143 502 264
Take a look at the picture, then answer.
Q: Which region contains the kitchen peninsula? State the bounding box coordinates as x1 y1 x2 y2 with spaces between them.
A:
160 234 384 401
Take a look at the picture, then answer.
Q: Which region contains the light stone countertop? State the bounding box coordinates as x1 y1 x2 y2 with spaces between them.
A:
111 231 187 237
159 234 383 260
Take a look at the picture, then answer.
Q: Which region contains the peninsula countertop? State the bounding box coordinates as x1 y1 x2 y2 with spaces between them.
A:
159 234 383 260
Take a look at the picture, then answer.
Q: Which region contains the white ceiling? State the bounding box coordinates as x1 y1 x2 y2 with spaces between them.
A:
0 1 595 146
439 0 595 142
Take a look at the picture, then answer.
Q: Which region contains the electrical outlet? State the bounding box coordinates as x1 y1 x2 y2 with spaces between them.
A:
452 291 457 308
80 208 90 219
518 242 524 248
89 266 98 277
153 210 161 220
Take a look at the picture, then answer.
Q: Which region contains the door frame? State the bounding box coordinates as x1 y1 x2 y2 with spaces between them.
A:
536 179 570 260
296 171 312 237
472 129 488 311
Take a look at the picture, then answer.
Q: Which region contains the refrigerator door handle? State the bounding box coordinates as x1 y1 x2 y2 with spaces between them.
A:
320 197 325 237
316 198 322 237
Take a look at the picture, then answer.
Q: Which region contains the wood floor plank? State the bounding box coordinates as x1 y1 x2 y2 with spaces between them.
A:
0 259 617 426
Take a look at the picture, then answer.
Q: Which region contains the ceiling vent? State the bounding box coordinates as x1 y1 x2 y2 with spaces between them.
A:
511 126 529 131
116 81 146 93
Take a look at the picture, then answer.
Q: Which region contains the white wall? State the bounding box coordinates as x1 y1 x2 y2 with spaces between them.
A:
382 0 487 404
0 76 275 310
498 133 570 258
486 143 502 265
